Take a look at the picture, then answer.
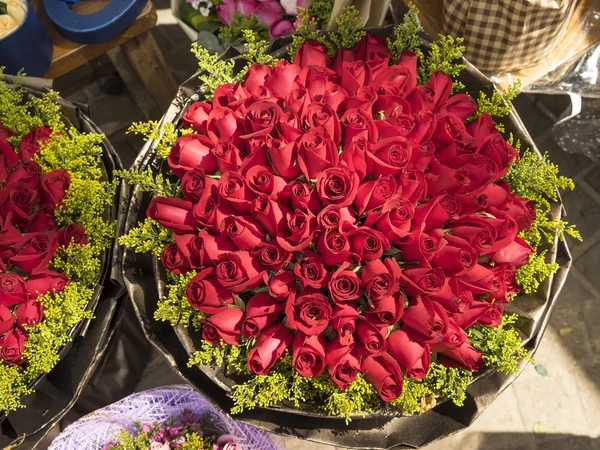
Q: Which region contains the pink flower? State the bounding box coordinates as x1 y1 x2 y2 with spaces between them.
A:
217 0 236 26
237 0 259 18
255 1 283 27
281 0 310 15
269 20 295 39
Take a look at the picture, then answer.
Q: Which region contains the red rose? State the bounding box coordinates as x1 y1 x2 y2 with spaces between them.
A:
220 215 264 250
242 292 285 337
58 224 88 247
430 318 468 353
354 176 399 215
340 60 368 95
218 172 256 214
503 196 536 231
202 307 245 345
356 317 388 356
294 252 330 289
10 232 58 274
294 40 330 68
197 229 237 265
366 137 414 177
268 270 296 301
356 34 391 61
490 236 533 267
430 278 473 314
0 305 15 335
212 139 243 174
292 332 327 377
247 323 292 375
181 167 217 202
401 266 446 297
206 107 243 144
387 329 430 379
172 234 206 269
362 352 403 402
398 226 444 265
287 81 310 115
0 328 26 366
328 262 363 303
244 100 283 136
316 166 359 207
373 51 417 93
316 229 352 267
402 296 449 344
327 340 361 390
365 294 404 327
215 251 265 293
147 197 197 233
458 264 501 296
182 102 212 133
297 128 339 180
6 161 41 189
440 94 478 121
430 235 477 276
192 194 217 231
361 258 401 301
399 166 427 203
317 205 356 231
26 269 69 296
341 86 379 120
186 269 234 314
331 303 361 346
266 139 301 181
0 182 38 223
213 83 251 111
288 181 321 214
18 126 52 161
245 165 288 203
250 194 288 237
276 209 317 252
323 83 350 115
285 289 332 335
264 60 302 100
244 63 272 93
252 242 292 271
475 131 519 176
454 300 503 329
348 227 389 264
15 300 44 329
0 140 20 183
339 137 368 181
302 102 341 146
340 108 378 149
368 198 414 245
437 341 484 372
168 134 217 178
412 195 457 232
161 243 188 275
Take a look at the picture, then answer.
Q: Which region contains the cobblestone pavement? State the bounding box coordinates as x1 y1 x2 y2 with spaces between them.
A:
50 6 600 450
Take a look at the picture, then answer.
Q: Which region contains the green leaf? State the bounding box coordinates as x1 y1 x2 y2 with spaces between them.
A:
535 364 548 376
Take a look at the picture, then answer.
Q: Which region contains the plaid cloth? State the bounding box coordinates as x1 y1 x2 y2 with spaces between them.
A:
443 0 578 72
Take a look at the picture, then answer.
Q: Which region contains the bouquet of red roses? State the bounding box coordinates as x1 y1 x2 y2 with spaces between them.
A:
121 6 577 446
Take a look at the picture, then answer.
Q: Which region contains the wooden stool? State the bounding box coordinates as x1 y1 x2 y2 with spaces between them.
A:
33 0 179 119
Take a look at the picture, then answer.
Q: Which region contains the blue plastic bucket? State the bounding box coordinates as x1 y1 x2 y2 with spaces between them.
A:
0 2 53 77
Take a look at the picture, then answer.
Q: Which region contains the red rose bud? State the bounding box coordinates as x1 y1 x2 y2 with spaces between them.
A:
58 223 88 247
440 94 478 121
328 262 363 303
316 166 359 208
430 235 477 277
0 182 38 224
489 236 533 267
387 329 430 380
202 307 245 345
19 126 52 161
213 83 251 111
0 328 26 366
249 194 285 237
297 128 339 180
366 137 413 178
263 60 301 101
294 40 330 69
340 108 378 149
285 289 332 336
340 60 367 96
215 251 265 293
276 209 317 252
268 270 296 301
243 292 284 337
161 243 189 275
401 266 446 297
206 107 244 144
348 227 390 265
339 85 378 115
182 101 212 134
0 305 15 335
398 226 444 265
317 205 356 231
244 63 272 93
331 303 361 346
197 229 237 266
10 231 58 274
292 331 327 377
430 318 468 353
373 50 417 94
220 215 265 250
362 352 403 402
168 134 218 178
243 100 283 135
503 196 536 231
294 252 330 289
245 165 288 204
327 340 360 390
402 296 449 344
265 139 301 181
147 197 197 233
365 294 404 327
412 195 453 231
288 181 321 215
399 166 427 204
218 171 256 215
368 199 414 245
40 169 70 208
316 229 352 267
354 176 399 215
15 300 43 329
181 167 217 202
26 269 69 296
458 264 501 296
437 341 484 372
6 161 41 190
361 258 402 301
477 132 519 176
356 318 388 356
0 139 20 183
252 242 292 271
303 102 341 146
247 323 292 375
186 269 234 314
193 195 218 231
339 144 368 182
356 34 390 61
430 278 473 314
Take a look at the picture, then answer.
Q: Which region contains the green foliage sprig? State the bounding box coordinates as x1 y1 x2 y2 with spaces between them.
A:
236 30 281 82
321 6 366 58
116 166 181 198
515 251 559 295
288 8 320 59
309 0 335 28
191 43 236 100
119 218 174 257
127 120 189 161
418 35 466 90
468 314 532 374
155 271 204 329
219 13 269 45
474 81 521 120
387 4 424 63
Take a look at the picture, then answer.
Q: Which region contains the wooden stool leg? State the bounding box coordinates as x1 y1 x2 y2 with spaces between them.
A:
120 30 180 115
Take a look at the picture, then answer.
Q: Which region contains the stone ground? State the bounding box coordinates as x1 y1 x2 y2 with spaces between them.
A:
42 3 600 449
